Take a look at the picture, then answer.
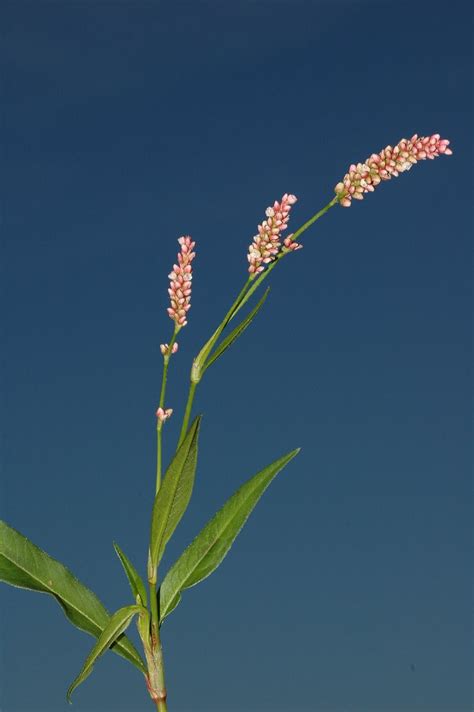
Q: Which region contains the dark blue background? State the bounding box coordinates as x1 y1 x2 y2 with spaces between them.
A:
1 1 471 710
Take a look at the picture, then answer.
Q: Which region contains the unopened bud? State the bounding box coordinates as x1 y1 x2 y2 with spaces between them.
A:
156 407 173 423
283 235 303 251
160 342 179 357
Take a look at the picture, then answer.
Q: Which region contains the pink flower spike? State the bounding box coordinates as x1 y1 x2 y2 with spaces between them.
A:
167 236 196 327
156 407 173 423
247 193 298 276
334 133 452 207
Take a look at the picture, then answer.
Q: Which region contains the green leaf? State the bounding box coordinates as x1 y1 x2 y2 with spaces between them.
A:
150 416 202 569
0 520 145 673
159 448 300 622
113 543 148 606
67 604 142 702
203 288 270 373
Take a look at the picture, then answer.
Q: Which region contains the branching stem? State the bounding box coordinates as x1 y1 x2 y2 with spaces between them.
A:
177 196 337 444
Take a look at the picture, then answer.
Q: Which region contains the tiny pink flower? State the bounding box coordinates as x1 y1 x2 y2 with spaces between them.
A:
247 194 298 276
156 407 173 422
160 342 179 356
167 236 196 327
334 133 452 207
283 235 303 252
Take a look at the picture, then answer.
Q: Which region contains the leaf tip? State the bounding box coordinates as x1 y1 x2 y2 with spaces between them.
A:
188 413 203 435
191 413 203 439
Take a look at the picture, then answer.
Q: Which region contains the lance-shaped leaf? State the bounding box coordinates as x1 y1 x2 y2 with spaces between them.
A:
67 604 142 702
203 288 270 374
0 520 145 673
159 448 299 622
113 542 148 606
150 416 202 569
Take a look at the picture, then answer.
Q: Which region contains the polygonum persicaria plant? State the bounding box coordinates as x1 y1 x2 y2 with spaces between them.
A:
0 133 452 710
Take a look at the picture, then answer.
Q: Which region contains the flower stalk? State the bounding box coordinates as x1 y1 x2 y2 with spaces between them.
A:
156 328 179 494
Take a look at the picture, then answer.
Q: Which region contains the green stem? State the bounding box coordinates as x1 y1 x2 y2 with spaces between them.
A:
149 579 159 635
177 380 197 448
155 328 179 494
148 327 179 709
148 580 168 710
177 280 252 447
156 426 162 495
291 195 338 242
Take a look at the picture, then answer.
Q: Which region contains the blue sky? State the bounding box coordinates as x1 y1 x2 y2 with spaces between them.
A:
1 1 471 710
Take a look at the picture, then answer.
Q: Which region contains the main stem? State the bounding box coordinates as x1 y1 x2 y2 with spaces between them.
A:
148 579 167 711
177 196 338 445
149 327 180 710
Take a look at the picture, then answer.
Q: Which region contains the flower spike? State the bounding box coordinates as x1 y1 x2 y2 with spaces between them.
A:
167 236 196 327
247 193 297 276
334 133 452 207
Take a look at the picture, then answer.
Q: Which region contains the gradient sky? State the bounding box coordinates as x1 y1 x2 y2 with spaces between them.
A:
1 1 472 711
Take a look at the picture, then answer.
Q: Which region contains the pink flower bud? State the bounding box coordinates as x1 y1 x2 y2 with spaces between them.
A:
160 342 179 356
156 407 173 423
283 235 303 251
